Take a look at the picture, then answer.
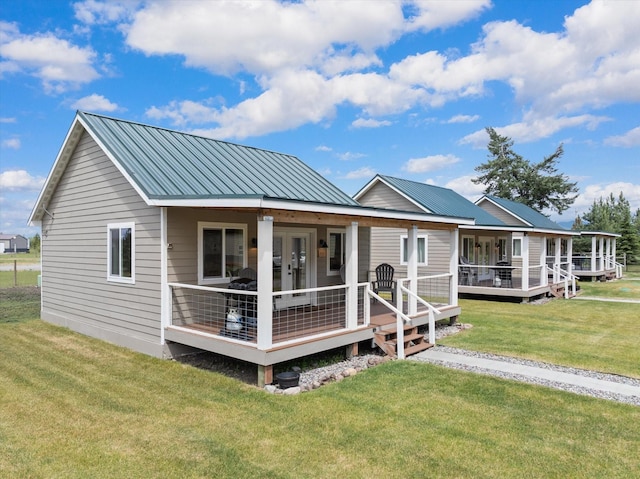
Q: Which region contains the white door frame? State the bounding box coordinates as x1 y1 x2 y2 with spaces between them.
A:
273 227 317 309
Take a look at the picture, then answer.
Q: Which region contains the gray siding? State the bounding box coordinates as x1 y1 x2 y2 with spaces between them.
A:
357 182 424 212
477 199 528 227
40 131 162 353
368 226 452 277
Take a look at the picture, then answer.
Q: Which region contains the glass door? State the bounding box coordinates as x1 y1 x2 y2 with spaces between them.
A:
478 236 492 281
273 230 312 309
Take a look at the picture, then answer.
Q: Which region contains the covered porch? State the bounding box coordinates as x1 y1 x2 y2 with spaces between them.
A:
572 231 622 280
457 228 580 301
161 205 465 385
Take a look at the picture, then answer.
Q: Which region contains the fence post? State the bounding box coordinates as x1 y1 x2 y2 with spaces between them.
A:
14 260 17 287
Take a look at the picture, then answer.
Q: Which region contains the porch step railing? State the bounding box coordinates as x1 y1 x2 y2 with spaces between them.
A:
546 265 578 299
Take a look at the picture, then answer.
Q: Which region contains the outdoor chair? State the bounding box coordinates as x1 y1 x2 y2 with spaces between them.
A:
372 263 396 303
459 256 474 285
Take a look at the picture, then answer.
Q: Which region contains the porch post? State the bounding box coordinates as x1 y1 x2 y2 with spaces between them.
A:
567 237 573 274
599 237 605 271
606 237 612 268
522 233 530 291
542 236 549 286
345 222 358 330
407 225 418 316
591 236 597 272
160 207 169 344
554 236 561 283
612 237 617 266
449 228 459 306
257 216 274 350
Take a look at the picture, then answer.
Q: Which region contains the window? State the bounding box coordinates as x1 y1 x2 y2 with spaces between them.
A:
497 238 507 261
198 222 247 284
512 237 522 257
327 229 345 276
400 235 427 265
107 223 134 284
461 236 475 263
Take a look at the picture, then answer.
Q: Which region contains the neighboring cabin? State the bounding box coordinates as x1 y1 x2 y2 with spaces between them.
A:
0 234 30 253
29 112 471 385
355 175 584 302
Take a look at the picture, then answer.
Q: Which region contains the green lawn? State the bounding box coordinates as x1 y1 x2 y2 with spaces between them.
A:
1 287 639 478
443 298 639 378
578 277 640 299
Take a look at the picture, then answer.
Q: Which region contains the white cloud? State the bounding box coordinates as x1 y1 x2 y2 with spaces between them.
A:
337 151 366 162
0 21 99 93
403 154 460 173
2 138 20 149
71 93 119 112
0 170 45 191
0 117 16 123
604 126 640 148
343 166 376 180
351 118 392 128
73 0 138 25
460 114 611 147
446 114 479 124
315 145 332 152
574 182 640 215
443 175 487 202
405 0 492 32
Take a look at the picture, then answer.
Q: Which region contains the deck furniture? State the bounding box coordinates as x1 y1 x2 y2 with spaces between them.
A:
459 256 474 285
372 263 396 303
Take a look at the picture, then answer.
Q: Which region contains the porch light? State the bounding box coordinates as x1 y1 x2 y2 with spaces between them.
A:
251 238 257 248
318 239 328 258
319 239 328 248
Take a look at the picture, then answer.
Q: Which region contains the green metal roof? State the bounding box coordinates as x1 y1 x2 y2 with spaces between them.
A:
78 111 359 206
484 195 567 231
376 175 507 227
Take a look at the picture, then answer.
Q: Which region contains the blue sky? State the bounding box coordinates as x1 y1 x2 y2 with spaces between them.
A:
1 0 639 237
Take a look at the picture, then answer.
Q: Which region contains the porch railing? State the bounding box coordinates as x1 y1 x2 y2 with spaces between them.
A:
169 282 370 348
458 263 545 290
547 265 578 299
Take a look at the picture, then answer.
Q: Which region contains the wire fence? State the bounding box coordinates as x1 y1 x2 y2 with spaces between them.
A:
0 260 41 288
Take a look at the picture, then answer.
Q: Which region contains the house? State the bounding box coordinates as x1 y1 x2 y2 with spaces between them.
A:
571 231 622 280
355 175 581 302
0 234 29 253
28 112 472 385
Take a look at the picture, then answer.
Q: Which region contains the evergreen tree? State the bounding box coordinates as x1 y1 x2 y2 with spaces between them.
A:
473 128 578 214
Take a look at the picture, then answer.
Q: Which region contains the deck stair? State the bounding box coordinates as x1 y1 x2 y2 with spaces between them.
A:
373 323 433 358
549 282 577 299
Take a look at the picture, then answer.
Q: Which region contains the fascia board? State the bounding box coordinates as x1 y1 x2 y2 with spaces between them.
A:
28 116 85 224
76 114 153 206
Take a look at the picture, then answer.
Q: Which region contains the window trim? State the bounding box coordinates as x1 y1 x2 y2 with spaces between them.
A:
198 221 248 285
512 237 523 257
326 228 346 276
400 234 428 266
107 222 135 284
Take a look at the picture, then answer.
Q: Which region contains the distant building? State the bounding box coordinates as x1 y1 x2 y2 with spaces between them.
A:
0 234 30 253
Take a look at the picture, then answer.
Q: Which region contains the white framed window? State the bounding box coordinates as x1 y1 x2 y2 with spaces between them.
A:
400 235 427 266
497 237 507 261
198 222 247 284
107 222 135 284
461 235 475 263
327 229 345 276
512 237 522 257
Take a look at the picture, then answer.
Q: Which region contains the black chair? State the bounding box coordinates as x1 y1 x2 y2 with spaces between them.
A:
372 263 396 303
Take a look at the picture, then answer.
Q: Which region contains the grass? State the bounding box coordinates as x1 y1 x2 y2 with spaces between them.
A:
1 315 638 478
0 270 40 288
579 277 640 299
441 296 640 379
0 251 40 264
1 282 639 477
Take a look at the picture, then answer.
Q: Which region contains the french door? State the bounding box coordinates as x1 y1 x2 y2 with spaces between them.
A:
477 236 492 281
273 229 315 309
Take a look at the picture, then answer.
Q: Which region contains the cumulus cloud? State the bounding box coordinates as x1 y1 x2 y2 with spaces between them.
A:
0 21 99 93
446 114 479 124
460 114 611 147
73 0 139 25
403 154 460 173
71 93 119 112
352 118 392 129
2 138 20 149
443 175 487 202
0 170 45 191
604 126 640 148
343 166 376 180
574 182 640 214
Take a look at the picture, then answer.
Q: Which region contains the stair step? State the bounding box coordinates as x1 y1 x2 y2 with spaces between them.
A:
404 342 434 356
385 333 424 345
